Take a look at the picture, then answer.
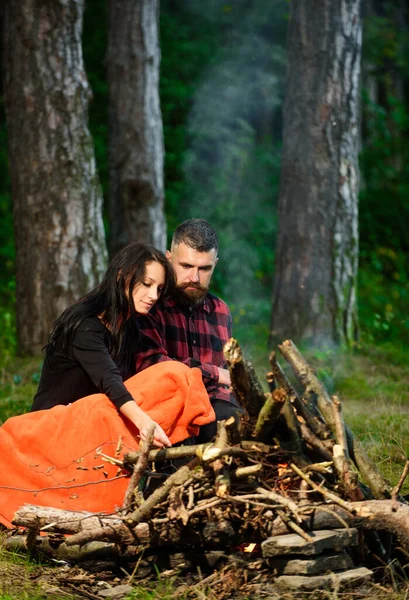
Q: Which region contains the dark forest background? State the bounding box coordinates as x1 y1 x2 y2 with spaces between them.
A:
0 0 408 360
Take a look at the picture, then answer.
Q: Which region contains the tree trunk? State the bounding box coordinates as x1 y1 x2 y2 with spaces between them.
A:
107 0 166 256
270 0 363 348
2 0 107 355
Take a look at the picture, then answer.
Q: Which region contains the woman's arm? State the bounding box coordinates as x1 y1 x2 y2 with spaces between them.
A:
119 401 171 447
73 319 171 447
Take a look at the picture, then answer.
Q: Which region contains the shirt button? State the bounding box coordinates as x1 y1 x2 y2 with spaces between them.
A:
193 340 197 344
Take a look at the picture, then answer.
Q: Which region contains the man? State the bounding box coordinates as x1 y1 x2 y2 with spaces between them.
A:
136 218 242 441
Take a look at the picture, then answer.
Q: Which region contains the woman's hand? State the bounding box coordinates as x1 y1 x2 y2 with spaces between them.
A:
137 413 172 448
119 400 172 448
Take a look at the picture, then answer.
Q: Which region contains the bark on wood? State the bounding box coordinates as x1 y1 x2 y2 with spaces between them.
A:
223 338 266 420
5 534 121 563
1 0 107 354
107 0 166 255
254 388 287 442
126 458 201 527
12 505 150 546
270 0 362 347
270 351 331 440
298 419 333 462
12 505 124 534
122 423 155 512
280 400 307 464
279 339 393 499
211 421 231 498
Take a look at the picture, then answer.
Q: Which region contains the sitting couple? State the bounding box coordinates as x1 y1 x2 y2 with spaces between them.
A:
0 219 242 526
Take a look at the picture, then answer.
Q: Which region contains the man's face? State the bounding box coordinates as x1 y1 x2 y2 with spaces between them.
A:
166 242 218 307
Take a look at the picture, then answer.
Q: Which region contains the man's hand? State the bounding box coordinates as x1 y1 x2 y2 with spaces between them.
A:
217 367 231 386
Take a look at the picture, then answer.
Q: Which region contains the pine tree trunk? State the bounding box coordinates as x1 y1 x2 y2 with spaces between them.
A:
107 0 166 256
2 0 107 355
270 0 363 347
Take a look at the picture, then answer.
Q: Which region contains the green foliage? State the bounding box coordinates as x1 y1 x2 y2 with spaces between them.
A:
358 2 409 343
0 0 409 356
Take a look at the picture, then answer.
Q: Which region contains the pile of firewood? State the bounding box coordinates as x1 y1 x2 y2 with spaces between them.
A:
6 339 409 594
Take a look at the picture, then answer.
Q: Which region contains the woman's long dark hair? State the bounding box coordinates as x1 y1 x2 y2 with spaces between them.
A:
46 243 174 377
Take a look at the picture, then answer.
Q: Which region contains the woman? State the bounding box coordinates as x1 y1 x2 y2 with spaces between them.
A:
31 243 175 448
0 243 215 527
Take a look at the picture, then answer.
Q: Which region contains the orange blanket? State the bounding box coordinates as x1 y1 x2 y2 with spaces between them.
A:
0 362 215 527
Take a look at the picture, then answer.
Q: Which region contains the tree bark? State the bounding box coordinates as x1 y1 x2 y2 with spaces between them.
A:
270 0 363 348
107 0 166 256
2 0 107 355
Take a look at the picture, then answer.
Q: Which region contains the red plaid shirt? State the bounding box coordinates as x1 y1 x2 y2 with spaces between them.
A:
136 293 237 404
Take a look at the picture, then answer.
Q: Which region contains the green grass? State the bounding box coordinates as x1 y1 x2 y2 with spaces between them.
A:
0 536 70 600
0 355 42 424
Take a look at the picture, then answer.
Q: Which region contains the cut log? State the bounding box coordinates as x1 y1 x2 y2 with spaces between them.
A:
5 534 121 563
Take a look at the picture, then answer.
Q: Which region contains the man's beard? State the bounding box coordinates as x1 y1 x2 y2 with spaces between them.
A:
174 283 208 308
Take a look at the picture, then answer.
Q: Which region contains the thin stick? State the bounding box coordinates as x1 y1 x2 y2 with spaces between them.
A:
125 458 201 526
290 463 353 512
124 443 248 466
278 510 313 542
332 395 349 459
121 423 155 512
256 487 302 522
392 460 409 502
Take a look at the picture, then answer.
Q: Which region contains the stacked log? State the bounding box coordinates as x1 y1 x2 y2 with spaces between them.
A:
6 339 409 593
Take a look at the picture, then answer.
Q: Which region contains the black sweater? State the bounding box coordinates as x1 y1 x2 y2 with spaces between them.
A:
31 317 135 412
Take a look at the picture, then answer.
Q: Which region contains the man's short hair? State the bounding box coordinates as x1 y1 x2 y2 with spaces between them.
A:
172 218 219 254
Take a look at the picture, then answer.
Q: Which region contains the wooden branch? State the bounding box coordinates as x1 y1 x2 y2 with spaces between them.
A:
332 396 349 459
66 462 202 546
212 421 230 498
269 351 292 392
254 388 287 442
290 463 353 512
12 505 150 548
233 465 262 479
332 444 364 502
298 418 333 462
121 423 155 512
12 505 124 534
270 351 331 440
331 395 364 501
392 460 409 501
123 441 255 467
281 399 307 463
266 371 275 392
256 487 303 522
5 534 122 563
125 458 201 527
279 339 393 499
223 337 266 420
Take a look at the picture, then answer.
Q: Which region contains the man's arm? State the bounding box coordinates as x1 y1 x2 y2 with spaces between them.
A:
136 312 225 385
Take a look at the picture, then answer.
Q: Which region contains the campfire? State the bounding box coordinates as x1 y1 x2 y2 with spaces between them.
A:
6 339 409 595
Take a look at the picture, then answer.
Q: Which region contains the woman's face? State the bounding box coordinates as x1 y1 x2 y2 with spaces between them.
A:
132 261 166 314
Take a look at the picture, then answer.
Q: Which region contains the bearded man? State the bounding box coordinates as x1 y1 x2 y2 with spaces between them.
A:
136 218 243 441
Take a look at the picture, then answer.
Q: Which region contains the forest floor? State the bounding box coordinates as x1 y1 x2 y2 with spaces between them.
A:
0 338 408 599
